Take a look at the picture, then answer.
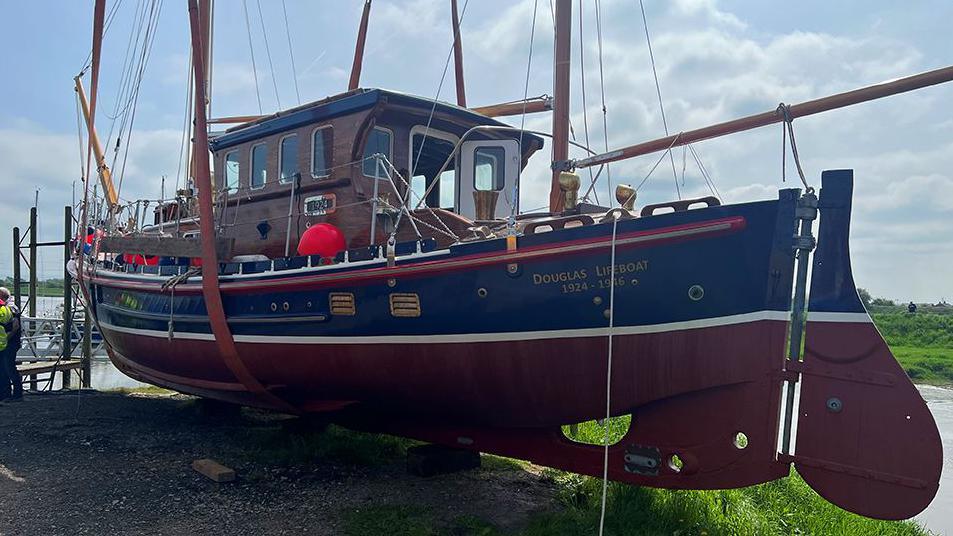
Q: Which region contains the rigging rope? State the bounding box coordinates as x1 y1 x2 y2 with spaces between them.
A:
593 0 613 204
242 0 264 114
637 0 679 200
409 0 470 182
777 103 813 193
281 0 301 105
597 212 620 536
255 0 282 110
515 0 540 219
577 0 598 205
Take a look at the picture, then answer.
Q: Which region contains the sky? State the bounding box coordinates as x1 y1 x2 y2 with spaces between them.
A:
0 0 950 302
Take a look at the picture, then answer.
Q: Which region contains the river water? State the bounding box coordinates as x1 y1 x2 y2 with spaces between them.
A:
17 297 953 533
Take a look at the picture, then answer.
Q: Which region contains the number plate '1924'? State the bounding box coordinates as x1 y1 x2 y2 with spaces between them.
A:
304 194 337 216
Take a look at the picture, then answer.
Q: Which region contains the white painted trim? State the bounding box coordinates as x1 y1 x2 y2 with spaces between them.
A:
98 310 792 346
807 311 872 323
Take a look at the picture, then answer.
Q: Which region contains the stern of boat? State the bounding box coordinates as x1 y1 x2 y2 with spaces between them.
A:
790 169 942 519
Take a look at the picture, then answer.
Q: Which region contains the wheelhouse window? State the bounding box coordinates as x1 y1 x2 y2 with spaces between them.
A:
225 151 240 193
362 127 393 177
474 146 506 191
311 126 332 178
250 143 268 189
409 128 457 209
279 135 298 183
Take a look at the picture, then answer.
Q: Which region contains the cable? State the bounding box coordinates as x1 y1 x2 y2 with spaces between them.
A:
255 0 282 110
638 0 679 199
242 0 263 114
577 0 598 204
593 0 613 203
515 0 540 219
281 0 301 105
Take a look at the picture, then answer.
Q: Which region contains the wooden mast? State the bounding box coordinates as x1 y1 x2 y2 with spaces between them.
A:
186 0 295 413
548 0 572 213
575 64 953 169
348 0 372 91
451 0 466 107
75 75 118 207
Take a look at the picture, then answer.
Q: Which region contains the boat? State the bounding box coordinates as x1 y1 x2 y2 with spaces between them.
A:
71 0 945 520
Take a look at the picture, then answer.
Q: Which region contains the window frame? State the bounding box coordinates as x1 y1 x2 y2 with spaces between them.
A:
278 133 299 184
310 125 334 179
224 150 241 193
472 145 506 192
408 125 459 209
249 142 268 190
362 126 395 178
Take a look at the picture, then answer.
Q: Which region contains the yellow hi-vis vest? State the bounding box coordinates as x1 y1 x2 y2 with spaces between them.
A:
0 305 12 351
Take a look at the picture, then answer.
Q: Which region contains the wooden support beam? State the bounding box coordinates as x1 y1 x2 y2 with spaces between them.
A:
75 76 119 207
472 98 552 117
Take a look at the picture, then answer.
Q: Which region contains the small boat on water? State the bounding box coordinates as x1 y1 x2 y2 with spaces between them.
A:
72 0 945 520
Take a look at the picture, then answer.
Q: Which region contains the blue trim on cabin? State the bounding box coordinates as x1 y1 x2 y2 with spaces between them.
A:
209 88 544 152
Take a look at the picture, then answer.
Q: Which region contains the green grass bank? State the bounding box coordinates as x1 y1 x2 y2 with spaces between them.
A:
873 311 953 385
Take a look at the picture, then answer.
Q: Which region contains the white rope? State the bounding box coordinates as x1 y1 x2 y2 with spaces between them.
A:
637 0 679 200
597 213 620 536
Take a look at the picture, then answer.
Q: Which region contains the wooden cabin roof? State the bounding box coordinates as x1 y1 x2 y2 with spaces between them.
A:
209 88 545 152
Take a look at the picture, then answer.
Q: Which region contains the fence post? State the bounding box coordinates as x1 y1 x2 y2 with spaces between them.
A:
28 206 37 391
62 205 73 389
12 226 21 310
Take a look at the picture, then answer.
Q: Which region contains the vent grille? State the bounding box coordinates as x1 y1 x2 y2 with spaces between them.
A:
389 293 421 318
329 292 356 316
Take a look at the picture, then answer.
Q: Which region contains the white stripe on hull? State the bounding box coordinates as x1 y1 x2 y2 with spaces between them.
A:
98 310 871 346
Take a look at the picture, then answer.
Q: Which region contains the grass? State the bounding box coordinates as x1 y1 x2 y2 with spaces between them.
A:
241 422 416 467
873 312 953 385
104 385 175 396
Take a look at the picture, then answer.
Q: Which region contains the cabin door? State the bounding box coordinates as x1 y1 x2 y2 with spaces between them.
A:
458 139 520 220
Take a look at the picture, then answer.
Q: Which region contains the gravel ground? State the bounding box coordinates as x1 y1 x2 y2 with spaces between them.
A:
0 392 557 536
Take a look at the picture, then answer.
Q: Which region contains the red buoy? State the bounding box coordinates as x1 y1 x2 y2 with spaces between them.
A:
297 223 346 258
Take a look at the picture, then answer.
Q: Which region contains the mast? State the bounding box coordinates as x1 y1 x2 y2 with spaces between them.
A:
451 0 466 107
75 75 118 207
548 0 572 213
575 64 953 169
348 0 372 91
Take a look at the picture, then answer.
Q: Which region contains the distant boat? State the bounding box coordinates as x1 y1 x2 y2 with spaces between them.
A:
72 0 945 521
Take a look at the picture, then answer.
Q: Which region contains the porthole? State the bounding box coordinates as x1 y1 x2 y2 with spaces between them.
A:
668 454 684 473
733 432 748 449
688 285 705 301
477 288 488 298
270 302 278 312
282 302 290 312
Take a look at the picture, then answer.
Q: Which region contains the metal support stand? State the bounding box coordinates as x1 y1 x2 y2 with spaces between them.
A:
12 227 21 310
62 205 73 389
28 207 38 391
780 191 818 455
369 154 381 244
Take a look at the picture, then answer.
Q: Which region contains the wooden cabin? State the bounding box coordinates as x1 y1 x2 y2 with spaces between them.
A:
206 88 545 259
